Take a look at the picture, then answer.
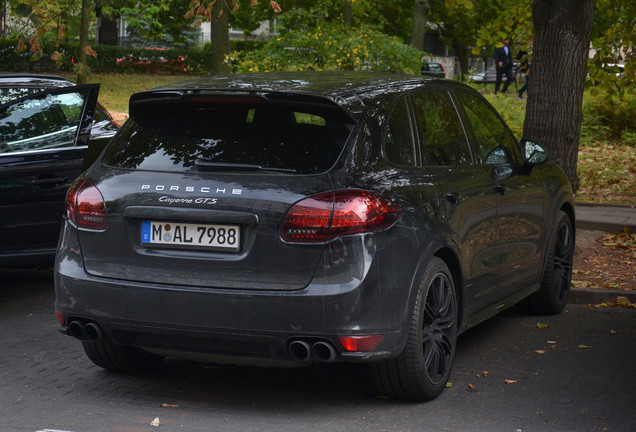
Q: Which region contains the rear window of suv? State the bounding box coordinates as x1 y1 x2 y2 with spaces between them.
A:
103 98 354 175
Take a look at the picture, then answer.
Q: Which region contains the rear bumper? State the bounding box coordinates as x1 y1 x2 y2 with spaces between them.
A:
54 229 417 366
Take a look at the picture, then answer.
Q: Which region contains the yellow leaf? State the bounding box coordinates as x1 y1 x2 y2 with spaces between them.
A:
578 344 591 349
536 323 549 328
445 382 454 388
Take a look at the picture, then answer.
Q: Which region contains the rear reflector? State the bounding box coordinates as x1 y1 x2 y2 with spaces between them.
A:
55 311 65 326
281 190 402 243
339 335 383 352
66 178 108 231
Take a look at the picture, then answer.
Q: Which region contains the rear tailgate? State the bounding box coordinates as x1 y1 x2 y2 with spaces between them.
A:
78 170 333 291
75 91 355 291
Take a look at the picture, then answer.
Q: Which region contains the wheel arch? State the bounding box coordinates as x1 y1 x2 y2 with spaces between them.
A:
560 200 576 243
434 247 464 332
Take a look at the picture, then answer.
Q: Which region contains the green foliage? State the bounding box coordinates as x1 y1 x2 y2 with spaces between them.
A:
472 0 533 57
0 38 256 75
581 90 636 146
102 0 199 47
587 0 635 99
227 22 422 74
0 35 61 72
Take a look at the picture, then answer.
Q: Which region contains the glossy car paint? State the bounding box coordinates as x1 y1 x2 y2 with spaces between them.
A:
54 72 574 370
0 74 118 267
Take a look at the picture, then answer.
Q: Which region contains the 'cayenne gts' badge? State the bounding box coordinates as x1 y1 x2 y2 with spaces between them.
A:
141 185 243 195
158 196 218 205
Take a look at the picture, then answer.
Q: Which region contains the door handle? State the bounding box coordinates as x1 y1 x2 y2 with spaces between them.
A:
444 192 460 204
494 184 507 195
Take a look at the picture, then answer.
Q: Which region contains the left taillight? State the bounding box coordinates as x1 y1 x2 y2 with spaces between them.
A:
281 190 402 243
66 178 108 231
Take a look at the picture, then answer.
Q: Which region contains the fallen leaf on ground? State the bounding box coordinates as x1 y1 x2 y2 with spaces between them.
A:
536 323 549 328
535 349 545 354
595 296 635 309
505 379 518 384
578 344 592 349
445 382 454 388
151 417 160 427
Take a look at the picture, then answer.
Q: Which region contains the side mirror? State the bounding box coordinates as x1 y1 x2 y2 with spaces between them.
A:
521 139 548 165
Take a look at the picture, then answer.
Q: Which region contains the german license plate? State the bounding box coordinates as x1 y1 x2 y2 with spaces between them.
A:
141 221 240 251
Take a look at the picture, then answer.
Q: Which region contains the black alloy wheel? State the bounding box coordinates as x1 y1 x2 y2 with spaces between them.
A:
371 257 457 401
519 210 574 315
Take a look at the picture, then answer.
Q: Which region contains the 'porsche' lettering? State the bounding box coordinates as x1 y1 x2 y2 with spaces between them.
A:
143 185 242 195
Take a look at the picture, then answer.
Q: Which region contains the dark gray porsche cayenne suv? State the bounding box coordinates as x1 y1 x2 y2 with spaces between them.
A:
54 72 575 401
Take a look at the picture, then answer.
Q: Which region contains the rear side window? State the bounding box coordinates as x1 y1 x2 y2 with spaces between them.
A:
103 99 354 174
384 99 416 166
411 91 472 166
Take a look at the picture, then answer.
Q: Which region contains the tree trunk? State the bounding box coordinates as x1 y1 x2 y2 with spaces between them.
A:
210 1 230 75
523 0 595 192
453 42 468 80
76 0 91 84
410 0 430 51
344 1 352 27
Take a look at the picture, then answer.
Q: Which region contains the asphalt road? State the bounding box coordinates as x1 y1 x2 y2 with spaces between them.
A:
1 268 635 432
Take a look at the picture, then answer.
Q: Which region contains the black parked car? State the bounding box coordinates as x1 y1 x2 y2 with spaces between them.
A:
0 74 119 267
54 72 575 401
421 61 446 78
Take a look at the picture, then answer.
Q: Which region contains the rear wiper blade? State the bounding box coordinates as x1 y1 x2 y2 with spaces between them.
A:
195 160 297 173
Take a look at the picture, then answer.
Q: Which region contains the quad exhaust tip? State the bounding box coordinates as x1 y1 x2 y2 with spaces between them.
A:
288 339 338 363
67 320 103 342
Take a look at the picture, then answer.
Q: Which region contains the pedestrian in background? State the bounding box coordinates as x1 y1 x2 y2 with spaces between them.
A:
494 36 514 94
517 40 532 99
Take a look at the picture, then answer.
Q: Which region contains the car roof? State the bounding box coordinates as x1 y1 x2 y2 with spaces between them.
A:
150 71 450 97
133 71 460 119
0 73 74 88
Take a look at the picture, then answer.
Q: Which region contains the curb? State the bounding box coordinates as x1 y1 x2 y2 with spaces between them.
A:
568 288 636 305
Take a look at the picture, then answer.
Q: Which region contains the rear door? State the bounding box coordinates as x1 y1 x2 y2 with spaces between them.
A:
409 88 502 316
0 84 99 262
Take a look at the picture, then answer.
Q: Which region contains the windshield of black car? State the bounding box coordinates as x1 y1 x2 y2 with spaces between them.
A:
102 99 354 174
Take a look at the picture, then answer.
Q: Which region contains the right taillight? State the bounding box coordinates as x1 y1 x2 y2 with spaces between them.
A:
66 178 108 231
280 190 402 243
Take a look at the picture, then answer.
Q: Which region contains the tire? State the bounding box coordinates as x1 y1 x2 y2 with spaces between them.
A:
371 257 457 401
81 339 163 373
519 210 573 315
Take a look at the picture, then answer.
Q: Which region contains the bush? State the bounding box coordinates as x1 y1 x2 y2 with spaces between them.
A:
581 91 636 146
0 36 60 72
0 38 258 76
227 23 422 74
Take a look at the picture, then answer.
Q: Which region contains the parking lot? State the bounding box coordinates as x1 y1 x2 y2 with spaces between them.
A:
1 267 635 432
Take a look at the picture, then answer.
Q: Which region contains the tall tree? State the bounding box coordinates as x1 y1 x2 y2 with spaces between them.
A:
523 0 595 191
76 0 92 83
209 0 230 75
410 0 430 51
186 0 281 75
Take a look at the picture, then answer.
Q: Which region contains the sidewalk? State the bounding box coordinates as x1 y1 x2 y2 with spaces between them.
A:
576 203 636 233
570 203 636 305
